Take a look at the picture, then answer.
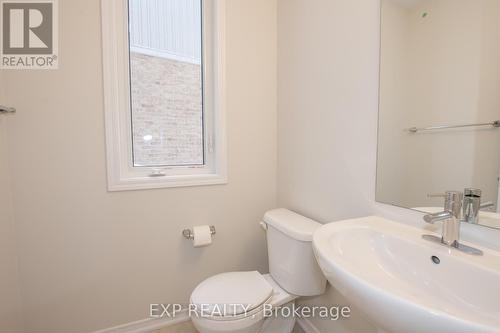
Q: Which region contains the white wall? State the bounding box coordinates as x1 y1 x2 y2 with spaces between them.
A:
0 96 23 333
1 0 277 332
277 0 379 226
277 0 380 331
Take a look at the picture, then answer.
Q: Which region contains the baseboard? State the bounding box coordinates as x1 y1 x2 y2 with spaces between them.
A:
92 310 318 333
297 317 321 333
91 310 190 333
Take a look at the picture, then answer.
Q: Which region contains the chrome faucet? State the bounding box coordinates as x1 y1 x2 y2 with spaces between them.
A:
462 188 495 224
423 191 463 246
423 191 483 255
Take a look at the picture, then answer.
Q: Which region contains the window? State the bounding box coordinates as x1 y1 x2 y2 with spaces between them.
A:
102 0 226 191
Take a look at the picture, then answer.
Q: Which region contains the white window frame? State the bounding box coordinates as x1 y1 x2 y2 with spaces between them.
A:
101 0 227 191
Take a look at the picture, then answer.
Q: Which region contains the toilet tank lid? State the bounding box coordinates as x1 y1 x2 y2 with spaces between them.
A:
263 209 321 242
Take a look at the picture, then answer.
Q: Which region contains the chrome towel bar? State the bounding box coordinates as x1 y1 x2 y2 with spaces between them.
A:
0 105 16 114
408 120 500 133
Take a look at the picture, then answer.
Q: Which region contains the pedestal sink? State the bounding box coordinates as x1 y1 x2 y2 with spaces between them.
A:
312 216 500 333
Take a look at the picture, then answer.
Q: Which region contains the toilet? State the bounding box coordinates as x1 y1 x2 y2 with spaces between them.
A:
190 209 327 333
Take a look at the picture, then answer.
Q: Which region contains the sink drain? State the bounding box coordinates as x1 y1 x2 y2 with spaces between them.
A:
431 256 441 264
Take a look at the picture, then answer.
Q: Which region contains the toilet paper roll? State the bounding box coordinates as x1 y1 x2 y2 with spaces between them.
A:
192 225 212 248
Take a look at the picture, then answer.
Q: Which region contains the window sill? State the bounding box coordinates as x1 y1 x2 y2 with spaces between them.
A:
107 173 228 191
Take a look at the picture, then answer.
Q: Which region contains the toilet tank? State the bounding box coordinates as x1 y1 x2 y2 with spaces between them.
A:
263 209 327 296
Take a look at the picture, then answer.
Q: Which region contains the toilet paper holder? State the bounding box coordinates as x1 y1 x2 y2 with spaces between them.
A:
182 226 216 240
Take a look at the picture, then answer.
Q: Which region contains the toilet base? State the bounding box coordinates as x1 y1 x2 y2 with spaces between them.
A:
258 302 296 333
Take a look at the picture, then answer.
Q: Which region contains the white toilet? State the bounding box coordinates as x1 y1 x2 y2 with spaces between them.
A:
190 209 327 333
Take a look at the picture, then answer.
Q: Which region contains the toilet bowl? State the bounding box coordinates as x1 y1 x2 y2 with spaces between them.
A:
191 272 296 333
190 209 327 333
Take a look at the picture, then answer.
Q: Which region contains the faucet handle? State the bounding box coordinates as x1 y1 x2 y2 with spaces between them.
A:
428 191 463 200
443 191 463 214
427 191 463 213
423 191 463 224
427 193 446 198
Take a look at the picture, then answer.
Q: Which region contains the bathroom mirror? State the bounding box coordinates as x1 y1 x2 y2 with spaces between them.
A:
376 0 500 229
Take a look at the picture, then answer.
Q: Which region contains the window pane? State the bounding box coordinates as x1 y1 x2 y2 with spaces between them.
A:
128 0 204 167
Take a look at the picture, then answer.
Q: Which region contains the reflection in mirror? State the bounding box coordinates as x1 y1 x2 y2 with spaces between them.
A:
377 0 500 229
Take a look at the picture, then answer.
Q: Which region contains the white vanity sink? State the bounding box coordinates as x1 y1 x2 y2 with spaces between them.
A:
312 216 500 333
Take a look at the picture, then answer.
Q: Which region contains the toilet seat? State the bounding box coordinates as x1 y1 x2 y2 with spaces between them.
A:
190 273 299 333
190 271 273 320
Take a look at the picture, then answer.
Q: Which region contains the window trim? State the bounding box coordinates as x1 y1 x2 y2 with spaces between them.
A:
101 0 227 191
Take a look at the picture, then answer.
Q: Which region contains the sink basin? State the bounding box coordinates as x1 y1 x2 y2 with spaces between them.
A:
312 216 500 333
